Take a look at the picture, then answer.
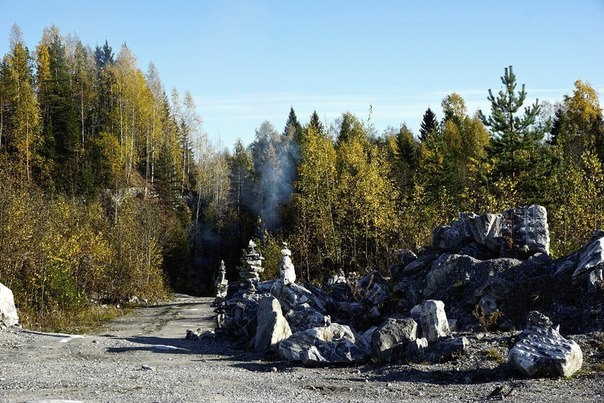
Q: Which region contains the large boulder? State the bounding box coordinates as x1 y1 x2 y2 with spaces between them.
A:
427 337 470 363
502 205 550 257
410 300 450 343
285 303 331 334
389 250 418 281
465 212 502 246
573 235 604 293
253 297 292 352
432 221 467 252
405 337 429 362
371 315 417 363
272 282 330 314
424 254 522 303
508 311 583 378
278 323 371 366
431 205 550 258
356 270 389 306
0 282 19 327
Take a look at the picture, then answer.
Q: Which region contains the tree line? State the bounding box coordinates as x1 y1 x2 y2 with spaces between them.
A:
0 24 603 328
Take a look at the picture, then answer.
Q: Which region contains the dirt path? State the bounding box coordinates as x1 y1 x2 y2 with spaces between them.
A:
1 295 603 402
92 294 216 339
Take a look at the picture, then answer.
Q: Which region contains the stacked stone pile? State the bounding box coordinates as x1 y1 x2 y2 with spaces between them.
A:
239 240 264 284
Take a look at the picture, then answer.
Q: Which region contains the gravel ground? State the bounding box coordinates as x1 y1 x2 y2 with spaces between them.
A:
1 295 603 403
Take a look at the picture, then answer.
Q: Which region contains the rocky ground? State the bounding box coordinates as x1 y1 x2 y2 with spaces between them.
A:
1 295 604 403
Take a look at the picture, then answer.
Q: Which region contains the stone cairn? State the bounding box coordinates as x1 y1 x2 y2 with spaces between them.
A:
239 240 264 291
213 260 228 305
279 242 296 285
213 260 229 328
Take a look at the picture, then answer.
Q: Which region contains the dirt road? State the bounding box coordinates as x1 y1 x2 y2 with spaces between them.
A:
1 294 603 402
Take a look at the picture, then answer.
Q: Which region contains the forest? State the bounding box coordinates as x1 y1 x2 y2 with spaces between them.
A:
0 24 603 329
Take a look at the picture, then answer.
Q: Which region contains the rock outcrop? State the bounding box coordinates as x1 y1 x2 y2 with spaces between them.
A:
572 234 604 293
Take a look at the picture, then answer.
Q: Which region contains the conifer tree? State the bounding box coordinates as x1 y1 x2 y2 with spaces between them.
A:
384 124 418 196
36 27 80 190
2 25 41 183
419 107 438 142
284 106 303 145
308 110 323 133
481 66 544 182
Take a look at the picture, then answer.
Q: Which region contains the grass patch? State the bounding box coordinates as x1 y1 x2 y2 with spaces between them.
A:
18 304 130 334
485 347 506 363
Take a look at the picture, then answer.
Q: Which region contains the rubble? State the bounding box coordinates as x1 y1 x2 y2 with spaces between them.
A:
201 206 603 379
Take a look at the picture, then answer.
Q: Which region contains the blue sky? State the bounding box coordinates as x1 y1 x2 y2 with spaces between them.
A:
1 0 603 149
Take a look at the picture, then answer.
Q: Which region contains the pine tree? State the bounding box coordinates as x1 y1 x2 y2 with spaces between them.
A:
92 40 114 135
384 124 418 196
94 40 114 69
481 66 544 182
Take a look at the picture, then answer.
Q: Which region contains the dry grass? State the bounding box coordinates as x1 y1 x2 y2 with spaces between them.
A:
18 304 129 334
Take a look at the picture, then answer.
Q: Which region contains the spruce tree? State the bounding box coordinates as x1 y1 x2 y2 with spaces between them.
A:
284 106 303 144
419 107 438 142
94 40 114 69
308 110 324 133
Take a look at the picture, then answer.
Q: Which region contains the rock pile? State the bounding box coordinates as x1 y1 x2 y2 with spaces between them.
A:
201 205 604 378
